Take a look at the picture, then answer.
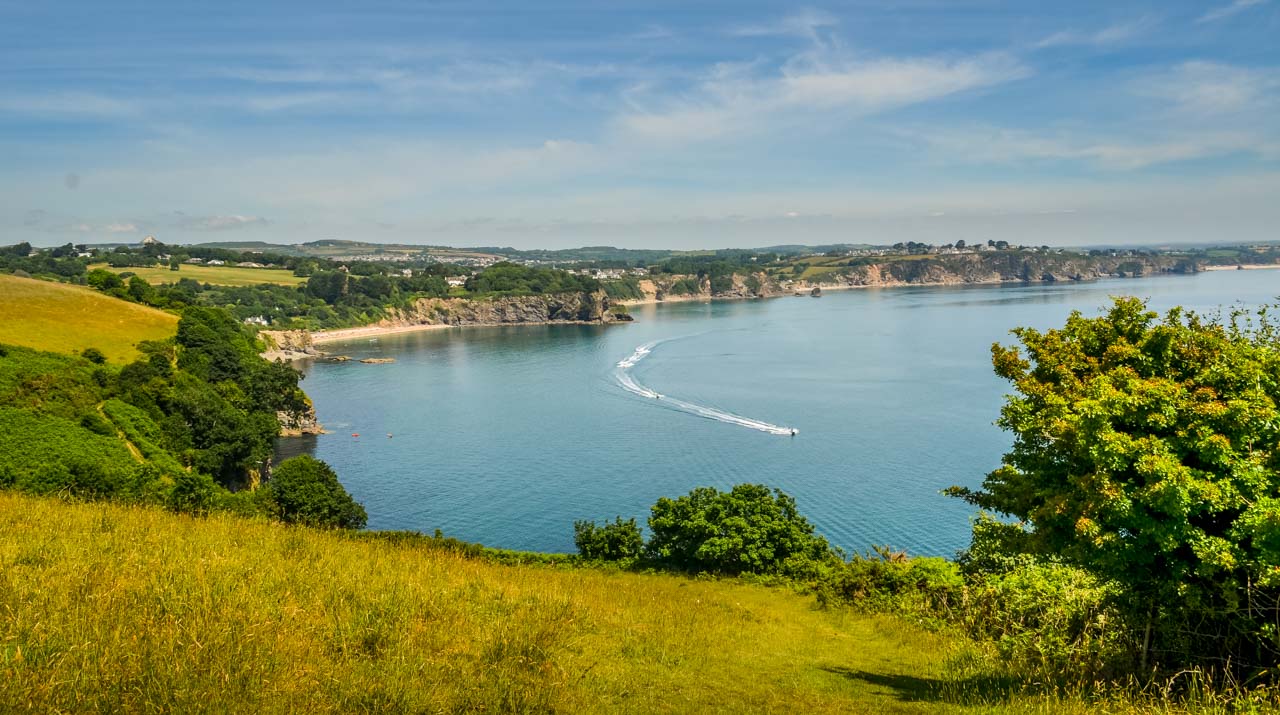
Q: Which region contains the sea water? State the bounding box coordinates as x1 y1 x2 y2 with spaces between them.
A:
277 269 1280 555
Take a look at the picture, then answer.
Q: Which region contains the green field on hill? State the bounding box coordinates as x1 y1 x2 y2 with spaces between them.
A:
0 492 1200 714
94 263 308 287
0 274 178 362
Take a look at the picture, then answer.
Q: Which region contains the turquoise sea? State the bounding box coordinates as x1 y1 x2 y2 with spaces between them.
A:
278 269 1280 556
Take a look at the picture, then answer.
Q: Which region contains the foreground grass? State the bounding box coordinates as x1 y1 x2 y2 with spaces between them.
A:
0 493 1248 713
92 263 308 287
0 274 177 362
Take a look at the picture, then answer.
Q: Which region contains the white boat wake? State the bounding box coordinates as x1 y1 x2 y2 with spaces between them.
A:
615 341 797 436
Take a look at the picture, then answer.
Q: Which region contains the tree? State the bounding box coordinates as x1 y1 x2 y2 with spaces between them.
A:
646 484 833 576
574 516 643 561
949 298 1280 671
267 456 367 529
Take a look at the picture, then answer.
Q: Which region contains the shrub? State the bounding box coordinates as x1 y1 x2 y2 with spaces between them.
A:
962 559 1128 681
821 546 964 618
573 516 643 561
646 484 834 577
169 470 219 514
79 412 114 436
80 347 107 364
267 456 367 529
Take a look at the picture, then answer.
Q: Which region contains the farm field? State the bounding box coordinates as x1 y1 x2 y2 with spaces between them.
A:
93 263 308 287
0 274 177 362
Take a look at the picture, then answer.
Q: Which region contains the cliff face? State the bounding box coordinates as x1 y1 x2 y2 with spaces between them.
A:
629 253 1200 302
277 404 323 436
823 253 1198 289
381 290 630 328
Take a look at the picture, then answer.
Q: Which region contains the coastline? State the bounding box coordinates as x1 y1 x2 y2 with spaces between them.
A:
311 322 454 345
276 268 1224 354
1202 264 1280 271
309 318 620 346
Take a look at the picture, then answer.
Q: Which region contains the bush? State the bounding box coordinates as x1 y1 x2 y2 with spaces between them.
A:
822 546 964 619
962 559 1128 681
573 516 643 561
267 456 367 529
80 347 107 364
79 412 114 436
169 470 219 514
646 484 834 577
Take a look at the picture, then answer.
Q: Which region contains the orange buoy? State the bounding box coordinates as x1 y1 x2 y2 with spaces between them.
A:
352 433 360 437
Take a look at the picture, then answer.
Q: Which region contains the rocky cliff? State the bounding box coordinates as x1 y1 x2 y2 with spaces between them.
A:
259 329 322 361
626 253 1200 302
381 290 630 328
819 253 1199 289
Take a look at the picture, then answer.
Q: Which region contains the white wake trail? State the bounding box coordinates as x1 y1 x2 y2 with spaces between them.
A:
614 341 796 436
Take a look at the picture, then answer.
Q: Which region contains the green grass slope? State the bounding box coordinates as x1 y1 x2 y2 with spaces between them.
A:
93 262 308 287
0 493 1195 714
0 273 178 362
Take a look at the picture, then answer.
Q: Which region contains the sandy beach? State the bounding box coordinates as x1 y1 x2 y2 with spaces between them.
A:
1202 264 1280 271
310 322 455 345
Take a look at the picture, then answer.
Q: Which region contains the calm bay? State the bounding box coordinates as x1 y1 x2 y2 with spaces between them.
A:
278 269 1280 556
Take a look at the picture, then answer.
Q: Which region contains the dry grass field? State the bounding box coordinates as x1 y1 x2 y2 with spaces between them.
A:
93 263 308 287
0 274 177 362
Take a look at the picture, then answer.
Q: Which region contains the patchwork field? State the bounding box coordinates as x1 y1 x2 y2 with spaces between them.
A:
0 274 177 362
94 263 308 287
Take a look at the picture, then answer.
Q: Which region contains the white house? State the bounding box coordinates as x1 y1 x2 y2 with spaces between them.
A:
207 259 225 266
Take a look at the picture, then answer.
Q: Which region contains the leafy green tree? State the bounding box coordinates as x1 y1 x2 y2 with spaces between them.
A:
80 347 106 364
169 469 218 514
573 516 643 561
646 484 833 577
267 456 367 529
949 298 1280 671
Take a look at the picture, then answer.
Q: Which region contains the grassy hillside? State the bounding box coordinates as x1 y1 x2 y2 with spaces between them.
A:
93 262 308 287
0 492 1207 714
0 274 178 362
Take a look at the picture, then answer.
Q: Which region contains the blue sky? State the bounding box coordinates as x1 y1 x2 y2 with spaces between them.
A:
2 1 1277 249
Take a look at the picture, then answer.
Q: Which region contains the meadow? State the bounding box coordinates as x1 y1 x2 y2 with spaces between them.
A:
93 262 308 287
0 492 1254 714
0 274 177 362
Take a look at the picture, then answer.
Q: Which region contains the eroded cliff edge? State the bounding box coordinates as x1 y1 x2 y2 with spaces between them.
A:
622 252 1202 303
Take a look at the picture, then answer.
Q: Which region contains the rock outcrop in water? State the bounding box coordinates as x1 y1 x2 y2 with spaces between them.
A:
259 329 322 361
277 401 324 436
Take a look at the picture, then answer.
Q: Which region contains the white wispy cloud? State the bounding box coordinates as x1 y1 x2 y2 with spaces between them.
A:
900 125 1270 170
1034 18 1154 48
1197 0 1268 23
1142 61 1280 116
0 92 140 118
172 214 270 231
729 8 839 39
617 47 1029 143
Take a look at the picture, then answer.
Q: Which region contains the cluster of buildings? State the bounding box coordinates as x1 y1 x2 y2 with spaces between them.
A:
567 267 647 279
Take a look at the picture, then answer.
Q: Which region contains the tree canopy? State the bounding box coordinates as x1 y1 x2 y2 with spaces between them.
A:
950 297 1280 670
